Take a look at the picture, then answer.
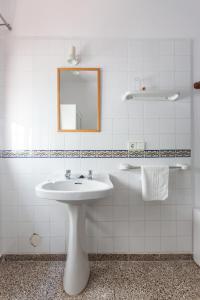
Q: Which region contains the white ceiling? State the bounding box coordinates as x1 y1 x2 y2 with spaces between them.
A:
2 0 200 38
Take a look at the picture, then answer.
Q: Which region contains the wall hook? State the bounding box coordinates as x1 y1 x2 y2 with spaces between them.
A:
0 13 12 31
194 82 200 89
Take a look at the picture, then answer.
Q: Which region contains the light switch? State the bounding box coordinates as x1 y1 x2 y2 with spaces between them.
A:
128 141 145 151
127 142 137 151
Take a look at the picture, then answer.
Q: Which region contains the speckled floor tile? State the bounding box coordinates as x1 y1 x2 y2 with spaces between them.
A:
0 260 200 300
112 261 175 300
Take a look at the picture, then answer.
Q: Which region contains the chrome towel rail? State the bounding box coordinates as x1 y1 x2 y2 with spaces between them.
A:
119 163 189 171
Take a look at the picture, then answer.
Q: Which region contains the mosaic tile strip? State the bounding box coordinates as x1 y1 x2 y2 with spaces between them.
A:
0 149 191 158
49 150 80 158
144 150 160 158
1 150 32 158
159 150 176 158
95 150 113 158
175 149 191 157
112 150 128 158
49 150 67 158
65 150 80 158
129 150 145 158
31 150 50 158
80 150 96 158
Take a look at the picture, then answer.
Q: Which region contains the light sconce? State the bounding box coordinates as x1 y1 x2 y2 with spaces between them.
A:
67 46 80 65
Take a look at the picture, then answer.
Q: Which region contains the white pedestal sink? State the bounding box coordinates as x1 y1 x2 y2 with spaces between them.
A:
35 173 113 295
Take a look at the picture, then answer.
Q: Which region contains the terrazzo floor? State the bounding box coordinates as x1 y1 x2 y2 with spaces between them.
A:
0 259 200 300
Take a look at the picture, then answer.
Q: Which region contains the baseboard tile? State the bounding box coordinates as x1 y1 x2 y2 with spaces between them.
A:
1 253 193 262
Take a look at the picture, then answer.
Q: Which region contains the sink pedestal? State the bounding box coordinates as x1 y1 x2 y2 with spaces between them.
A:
35 174 113 295
64 204 90 295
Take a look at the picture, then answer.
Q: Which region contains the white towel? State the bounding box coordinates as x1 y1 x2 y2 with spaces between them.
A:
141 166 169 201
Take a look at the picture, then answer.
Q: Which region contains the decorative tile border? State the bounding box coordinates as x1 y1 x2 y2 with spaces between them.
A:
112 150 128 158
0 149 191 158
80 150 96 158
159 150 177 158
96 150 113 158
50 150 80 158
144 150 160 158
129 150 144 158
175 149 191 157
31 150 50 158
0 150 32 158
1 254 193 262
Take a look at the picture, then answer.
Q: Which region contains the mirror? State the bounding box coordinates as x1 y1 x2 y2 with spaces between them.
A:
57 68 101 132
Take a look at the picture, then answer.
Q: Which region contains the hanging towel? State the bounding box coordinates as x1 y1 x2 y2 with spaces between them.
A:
141 166 169 201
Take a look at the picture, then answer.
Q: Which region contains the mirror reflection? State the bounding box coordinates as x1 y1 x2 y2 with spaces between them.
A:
57 68 100 132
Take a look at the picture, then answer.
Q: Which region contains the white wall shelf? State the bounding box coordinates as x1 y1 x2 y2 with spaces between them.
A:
122 91 180 102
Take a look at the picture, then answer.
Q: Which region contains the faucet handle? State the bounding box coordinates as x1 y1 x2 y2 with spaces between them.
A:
65 169 71 179
88 170 93 179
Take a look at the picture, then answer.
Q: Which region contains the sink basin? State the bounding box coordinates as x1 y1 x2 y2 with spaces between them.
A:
35 173 113 296
36 174 113 203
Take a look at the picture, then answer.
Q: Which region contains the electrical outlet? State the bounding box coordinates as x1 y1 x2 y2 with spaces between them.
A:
128 141 145 151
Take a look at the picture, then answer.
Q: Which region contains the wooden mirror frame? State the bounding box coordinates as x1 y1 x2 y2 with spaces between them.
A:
57 67 101 132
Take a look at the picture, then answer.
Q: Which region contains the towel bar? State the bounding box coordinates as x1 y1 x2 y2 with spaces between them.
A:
119 163 189 171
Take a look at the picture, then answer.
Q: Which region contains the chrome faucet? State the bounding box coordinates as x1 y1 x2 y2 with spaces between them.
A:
87 170 93 180
65 169 71 179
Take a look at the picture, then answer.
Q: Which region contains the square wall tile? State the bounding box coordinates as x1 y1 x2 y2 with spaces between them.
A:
114 237 129 253
50 237 66 254
145 221 161 237
113 222 129 237
129 221 145 237
161 221 176 236
0 38 192 255
175 40 191 56
161 237 177 252
98 237 113 253
129 237 145 253
144 118 159 134
145 237 160 252
159 40 174 56
113 118 129 134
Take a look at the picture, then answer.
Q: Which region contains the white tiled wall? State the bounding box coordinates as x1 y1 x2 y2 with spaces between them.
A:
0 38 192 254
